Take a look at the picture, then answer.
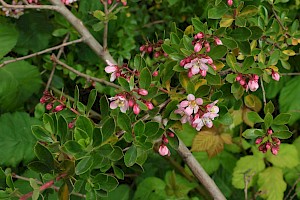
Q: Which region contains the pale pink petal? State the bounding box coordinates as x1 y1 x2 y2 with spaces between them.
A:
110 73 117 82
187 94 195 101
110 101 118 109
196 98 203 105
185 106 193 116
105 66 117 73
180 100 189 108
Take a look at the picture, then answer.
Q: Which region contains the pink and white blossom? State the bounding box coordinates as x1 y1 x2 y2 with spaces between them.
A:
248 79 259 92
184 58 210 77
109 95 129 113
105 60 119 82
178 94 203 116
214 37 223 45
272 71 280 81
158 144 170 156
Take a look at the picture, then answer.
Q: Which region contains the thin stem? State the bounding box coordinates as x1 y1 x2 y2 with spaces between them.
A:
0 0 58 10
12 173 86 199
50 54 122 90
270 3 287 31
108 2 119 13
260 78 267 107
143 20 165 28
0 38 84 68
281 73 300 76
45 34 70 91
102 0 108 51
284 175 300 200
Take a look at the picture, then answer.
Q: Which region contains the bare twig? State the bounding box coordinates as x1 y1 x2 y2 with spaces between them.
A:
48 0 117 65
0 38 83 68
177 139 226 200
270 3 287 31
0 0 58 10
45 34 70 91
12 173 86 199
143 20 165 28
50 54 121 90
284 176 300 200
260 78 267 107
281 73 300 76
102 0 108 51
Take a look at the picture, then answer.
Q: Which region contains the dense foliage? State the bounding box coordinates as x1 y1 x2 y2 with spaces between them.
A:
0 0 300 199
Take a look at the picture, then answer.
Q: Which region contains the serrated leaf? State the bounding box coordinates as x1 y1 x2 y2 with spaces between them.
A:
193 152 220 175
124 145 137 167
0 60 41 112
0 23 18 58
133 177 166 199
232 155 265 189
266 144 299 168
257 167 286 200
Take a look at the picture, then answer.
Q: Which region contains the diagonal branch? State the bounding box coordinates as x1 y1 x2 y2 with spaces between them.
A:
0 0 57 10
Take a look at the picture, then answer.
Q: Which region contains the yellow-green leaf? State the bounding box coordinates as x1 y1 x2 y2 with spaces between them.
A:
266 144 299 168
220 16 234 27
258 167 286 200
282 49 296 56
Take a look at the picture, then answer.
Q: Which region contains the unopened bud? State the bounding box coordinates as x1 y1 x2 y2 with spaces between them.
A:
46 103 53 110
267 129 273 135
138 89 148 96
194 42 202 52
145 101 154 110
180 59 186 67
53 104 65 112
196 32 204 39
139 45 146 52
128 99 134 107
133 104 140 115
227 0 233 6
152 71 159 77
255 137 263 144
167 132 175 137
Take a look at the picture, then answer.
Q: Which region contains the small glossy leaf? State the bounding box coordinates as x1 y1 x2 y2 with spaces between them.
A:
264 113 273 129
272 130 293 139
28 161 52 174
86 89 97 114
162 100 178 118
273 113 291 125
144 122 159 137
208 45 227 60
249 26 263 40
124 145 137 167
100 96 109 118
134 121 145 136
117 113 131 133
76 116 94 138
264 101 275 114
34 143 54 168
192 18 205 33
237 41 251 55
31 125 53 143
75 156 93 175
238 5 258 17
247 112 264 124
118 77 130 92
242 129 264 139
139 68 152 90
64 141 84 154
101 117 115 142
208 2 228 19
228 27 252 41
195 85 211 97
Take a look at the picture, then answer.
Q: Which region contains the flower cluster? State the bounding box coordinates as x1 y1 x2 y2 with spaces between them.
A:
175 94 219 131
1 0 24 18
106 0 127 6
40 91 66 113
105 60 139 82
236 74 260 92
158 132 174 156
192 32 223 53
139 40 168 58
180 55 216 78
256 129 280 155
109 91 153 115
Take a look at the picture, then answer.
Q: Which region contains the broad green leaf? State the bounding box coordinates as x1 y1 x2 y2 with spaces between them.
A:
264 101 275 115
264 113 273 129
139 68 152 90
57 115 68 143
192 18 205 33
242 129 264 139
266 144 299 168
75 156 93 175
133 177 166 200
112 165 124 180
226 53 237 70
195 85 211 97
247 112 264 124
237 41 251 55
134 121 145 136
0 23 18 58
86 89 97 115
228 27 252 41
124 145 137 167
206 74 221 85
162 100 178 118
102 184 130 200
207 45 227 60
64 141 84 154
257 167 286 200
118 77 130 92
176 123 198 147
100 96 109 118
162 44 176 55
101 117 116 142
279 77 300 125
221 37 238 49
272 130 293 139
28 161 52 174
238 5 258 17
76 116 94 138
208 2 228 19
34 143 54 168
268 49 280 66
249 26 263 40
273 113 291 125
0 112 40 167
117 113 131 133
32 125 53 143
232 155 265 189
193 152 220 175
144 122 159 137
0 60 41 112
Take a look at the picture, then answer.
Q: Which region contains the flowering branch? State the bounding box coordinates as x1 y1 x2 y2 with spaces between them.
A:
0 38 83 68
0 0 58 10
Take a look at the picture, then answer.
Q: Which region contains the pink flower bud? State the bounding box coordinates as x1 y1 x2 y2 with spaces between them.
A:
265 142 271 150
133 104 140 115
145 101 154 110
180 59 186 67
272 137 281 145
186 57 191 63
107 0 112 4
154 52 160 58
194 42 202 52
239 79 246 86
152 71 159 77
211 64 217 70
227 0 233 6
138 89 148 96
46 103 53 110
164 52 168 57
167 132 175 137
162 135 169 144
147 46 153 53
255 137 263 144
139 45 146 52
53 104 65 112
272 72 280 81
204 41 210 52
236 75 241 81
68 122 74 129
196 32 204 39
253 74 259 81
128 99 135 107
122 1 127 6
40 96 47 104
271 146 279 155
206 56 213 64
267 129 273 135
248 80 259 92
188 70 193 78
158 144 170 156
214 37 223 45
200 70 207 77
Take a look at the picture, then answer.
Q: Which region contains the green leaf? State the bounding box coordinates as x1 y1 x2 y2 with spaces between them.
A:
102 184 130 200
161 44 176 55
206 74 221 85
232 155 265 189
74 85 79 109
133 177 166 200
86 89 97 115
124 145 137 167
207 45 227 60
101 117 116 142
76 116 94 138
226 53 237 70
75 156 93 175
112 165 124 180
34 143 54 168
237 41 251 55
0 112 40 167
118 77 130 92
242 129 264 139
32 125 53 143
97 175 119 192
0 23 18 58
28 161 53 174
273 113 291 125
221 37 238 49
0 60 41 112
64 141 84 154
117 113 132 133
228 27 252 41
266 144 299 168
100 96 109 118
139 68 152 90
264 113 273 129
238 5 258 18
134 121 145 136
247 112 264 124
279 77 300 125
144 121 159 137
208 2 228 19
193 152 220 175
192 18 205 33
258 167 286 200
272 130 293 139
249 26 263 40
195 85 211 97
268 49 280 66
163 100 179 118
264 101 275 114
57 115 68 143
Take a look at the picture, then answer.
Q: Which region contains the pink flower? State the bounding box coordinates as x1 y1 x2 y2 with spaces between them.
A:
272 71 280 81
214 37 223 45
109 95 129 113
248 80 259 92
179 94 203 116
53 104 65 112
145 101 154 110
203 101 219 120
138 89 148 96
227 0 233 6
255 137 263 144
174 106 192 124
196 32 204 39
192 114 205 131
194 42 202 52
184 58 209 76
133 104 140 115
152 71 159 77
105 60 119 82
158 145 170 156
